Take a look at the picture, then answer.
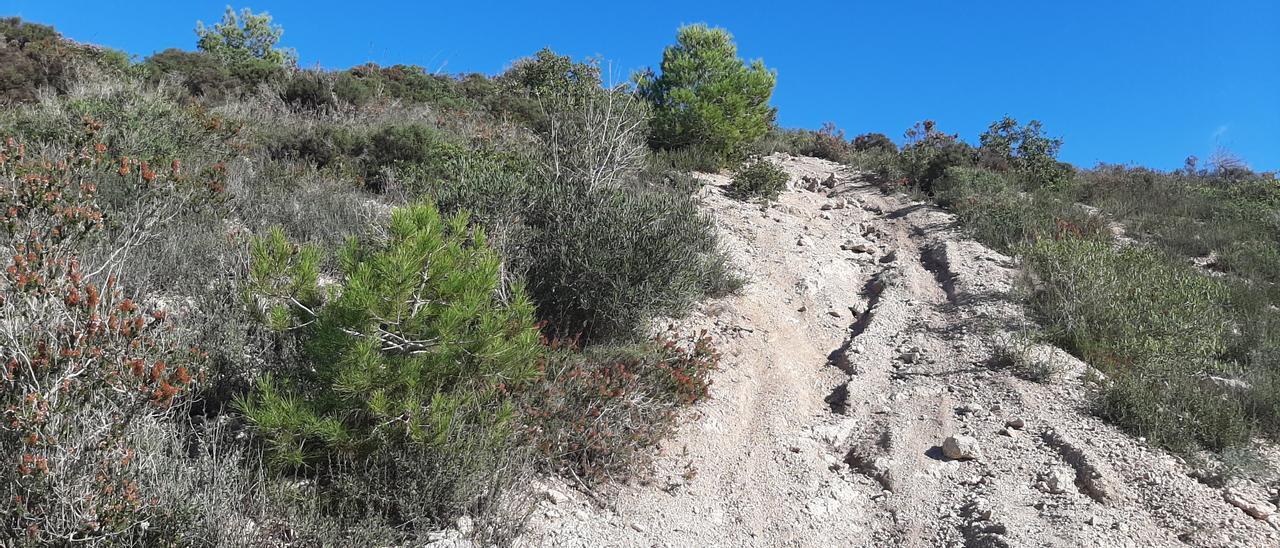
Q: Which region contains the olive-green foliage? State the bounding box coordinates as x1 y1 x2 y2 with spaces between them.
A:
502 47 602 96
239 201 544 467
933 166 1105 251
636 24 777 167
729 157 789 202
978 116 1072 188
143 48 283 100
344 63 474 110
1020 237 1252 450
851 132 897 153
0 17 129 104
0 78 239 162
1022 238 1230 363
525 183 736 341
432 167 737 343
196 6 297 67
898 120 975 192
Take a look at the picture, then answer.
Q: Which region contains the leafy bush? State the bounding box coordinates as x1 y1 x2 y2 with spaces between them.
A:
636 24 777 167
934 166 1104 251
196 6 297 68
851 132 897 154
0 18 127 104
729 157 789 202
344 63 471 110
527 332 719 482
143 48 283 100
502 47 601 97
899 120 975 192
524 183 737 341
977 116 1072 188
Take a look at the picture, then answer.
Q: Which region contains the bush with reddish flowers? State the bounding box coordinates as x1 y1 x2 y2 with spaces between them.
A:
526 330 719 483
0 138 218 544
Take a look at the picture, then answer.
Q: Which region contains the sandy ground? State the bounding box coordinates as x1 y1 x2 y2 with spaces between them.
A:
518 155 1280 548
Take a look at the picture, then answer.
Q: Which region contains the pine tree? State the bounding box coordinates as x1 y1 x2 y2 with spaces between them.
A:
635 24 777 166
239 201 543 467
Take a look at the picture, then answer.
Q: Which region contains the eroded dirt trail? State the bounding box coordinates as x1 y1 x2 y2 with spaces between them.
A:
522 156 1280 548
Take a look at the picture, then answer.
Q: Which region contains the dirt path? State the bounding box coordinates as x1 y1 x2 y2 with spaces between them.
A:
520 156 1280 547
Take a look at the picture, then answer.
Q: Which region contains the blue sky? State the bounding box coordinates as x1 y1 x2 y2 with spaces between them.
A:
5 1 1278 170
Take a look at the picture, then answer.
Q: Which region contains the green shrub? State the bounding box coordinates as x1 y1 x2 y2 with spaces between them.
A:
143 48 284 100
432 169 737 342
729 157 789 202
1020 237 1252 449
933 166 1104 251
899 120 975 192
0 18 126 104
977 116 1073 188
527 332 719 482
238 201 545 536
345 63 471 110
502 47 601 97
852 132 897 154
636 24 777 167
281 70 376 111
525 184 737 341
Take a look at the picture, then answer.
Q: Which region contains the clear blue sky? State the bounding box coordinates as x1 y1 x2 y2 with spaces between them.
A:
5 1 1278 171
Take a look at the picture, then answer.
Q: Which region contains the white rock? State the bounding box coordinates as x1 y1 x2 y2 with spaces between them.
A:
1039 466 1075 494
1225 489 1278 520
942 435 980 460
544 488 570 505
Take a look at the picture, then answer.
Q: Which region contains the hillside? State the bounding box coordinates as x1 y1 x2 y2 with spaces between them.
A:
1 11 1279 548
523 156 1280 547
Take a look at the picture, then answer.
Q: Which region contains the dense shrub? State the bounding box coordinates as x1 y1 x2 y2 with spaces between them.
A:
636 24 777 167
143 48 283 100
1020 237 1251 449
524 183 737 341
0 18 127 104
934 166 1104 251
851 132 897 154
899 120 975 192
344 63 471 109
527 332 719 482
729 157 789 202
977 116 1072 188
503 48 601 97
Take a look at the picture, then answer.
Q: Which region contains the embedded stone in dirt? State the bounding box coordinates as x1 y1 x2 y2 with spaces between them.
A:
841 240 873 253
942 435 981 460
1005 417 1026 430
1038 466 1076 494
1224 489 1277 520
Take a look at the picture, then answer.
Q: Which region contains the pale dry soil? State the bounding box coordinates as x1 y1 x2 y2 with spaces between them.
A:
519 156 1280 548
